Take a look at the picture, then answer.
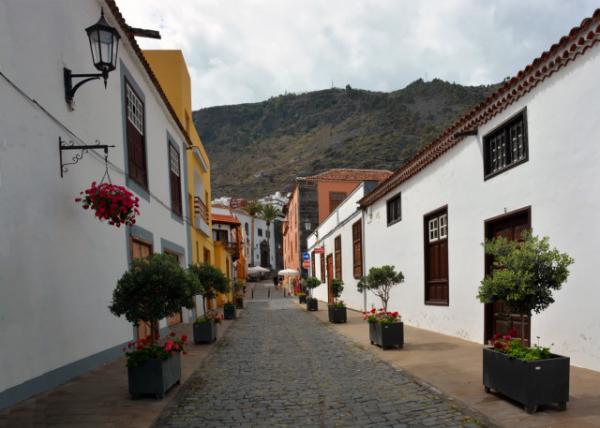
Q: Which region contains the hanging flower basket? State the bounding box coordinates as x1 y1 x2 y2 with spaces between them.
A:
75 181 140 227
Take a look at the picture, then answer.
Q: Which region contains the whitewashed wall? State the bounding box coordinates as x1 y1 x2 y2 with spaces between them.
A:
307 183 368 311
0 0 191 406
363 44 600 370
234 209 276 270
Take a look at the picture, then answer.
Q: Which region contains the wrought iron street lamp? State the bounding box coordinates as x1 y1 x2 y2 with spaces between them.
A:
64 9 120 105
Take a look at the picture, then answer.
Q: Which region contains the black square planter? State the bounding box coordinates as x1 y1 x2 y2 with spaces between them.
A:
328 305 347 323
128 353 181 399
483 347 569 413
193 320 217 344
224 305 236 319
299 295 307 304
235 297 244 309
369 322 404 349
306 298 318 311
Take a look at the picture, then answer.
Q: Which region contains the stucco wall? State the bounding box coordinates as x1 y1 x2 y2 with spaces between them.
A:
363 44 600 370
316 180 361 223
233 209 275 270
0 0 191 404
283 186 300 271
308 183 367 311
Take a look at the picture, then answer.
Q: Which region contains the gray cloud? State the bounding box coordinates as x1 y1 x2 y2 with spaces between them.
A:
117 0 598 109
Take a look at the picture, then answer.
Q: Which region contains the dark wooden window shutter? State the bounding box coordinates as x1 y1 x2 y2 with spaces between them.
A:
168 142 182 216
334 235 342 280
124 81 148 189
352 219 362 278
424 207 449 305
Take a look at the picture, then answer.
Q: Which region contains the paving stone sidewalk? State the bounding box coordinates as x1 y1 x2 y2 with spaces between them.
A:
154 284 489 428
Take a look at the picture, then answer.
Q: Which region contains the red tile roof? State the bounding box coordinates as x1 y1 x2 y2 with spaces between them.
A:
211 213 240 225
301 168 393 182
360 8 600 207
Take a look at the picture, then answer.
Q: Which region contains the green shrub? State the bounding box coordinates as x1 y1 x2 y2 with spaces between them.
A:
477 232 574 315
188 263 230 313
357 265 404 311
109 253 198 342
330 278 344 306
302 276 321 297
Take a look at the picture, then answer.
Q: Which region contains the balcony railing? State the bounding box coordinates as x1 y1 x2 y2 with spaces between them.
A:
193 196 209 225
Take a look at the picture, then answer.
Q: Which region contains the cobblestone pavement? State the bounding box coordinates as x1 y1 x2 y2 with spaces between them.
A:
154 283 488 428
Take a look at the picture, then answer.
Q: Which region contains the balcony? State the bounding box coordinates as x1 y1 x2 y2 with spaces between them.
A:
193 196 211 235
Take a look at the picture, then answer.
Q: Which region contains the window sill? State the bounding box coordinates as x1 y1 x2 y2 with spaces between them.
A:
484 157 528 181
424 300 449 307
387 218 402 227
126 176 150 202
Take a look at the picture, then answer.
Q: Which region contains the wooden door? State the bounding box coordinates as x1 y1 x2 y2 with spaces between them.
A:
131 238 154 339
424 208 449 305
484 207 531 344
326 254 334 304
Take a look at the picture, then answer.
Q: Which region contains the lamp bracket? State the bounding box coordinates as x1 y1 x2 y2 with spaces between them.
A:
64 68 106 107
59 136 115 178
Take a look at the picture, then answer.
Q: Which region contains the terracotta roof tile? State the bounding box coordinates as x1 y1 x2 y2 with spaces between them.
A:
211 214 240 225
360 8 600 207
301 168 393 183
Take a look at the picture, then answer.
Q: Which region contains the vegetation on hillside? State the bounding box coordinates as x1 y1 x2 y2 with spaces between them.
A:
193 79 497 198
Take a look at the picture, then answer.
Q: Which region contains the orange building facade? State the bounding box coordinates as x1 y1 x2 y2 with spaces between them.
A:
283 169 392 280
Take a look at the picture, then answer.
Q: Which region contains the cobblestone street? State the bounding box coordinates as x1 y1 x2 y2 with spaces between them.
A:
154 282 487 428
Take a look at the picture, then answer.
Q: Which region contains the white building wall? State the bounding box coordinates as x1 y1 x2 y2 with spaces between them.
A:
234 210 276 270
307 184 368 311
363 44 600 370
0 0 191 406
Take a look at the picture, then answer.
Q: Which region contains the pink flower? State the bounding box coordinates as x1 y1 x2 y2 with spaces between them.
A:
164 340 174 351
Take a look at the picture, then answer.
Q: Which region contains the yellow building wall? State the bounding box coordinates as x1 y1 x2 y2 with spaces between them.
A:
143 50 214 268
214 241 233 307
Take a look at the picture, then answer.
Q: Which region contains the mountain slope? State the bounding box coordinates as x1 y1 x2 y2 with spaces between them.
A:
193 79 497 199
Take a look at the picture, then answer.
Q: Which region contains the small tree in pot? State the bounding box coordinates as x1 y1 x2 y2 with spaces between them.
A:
328 278 347 323
358 265 405 349
478 232 574 413
109 253 197 398
188 263 230 344
193 310 222 343
234 279 245 309
303 276 321 311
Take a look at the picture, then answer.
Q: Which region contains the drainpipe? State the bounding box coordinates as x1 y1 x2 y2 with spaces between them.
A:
361 206 367 312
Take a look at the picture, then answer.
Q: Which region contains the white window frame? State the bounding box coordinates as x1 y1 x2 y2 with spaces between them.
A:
428 218 439 242
126 84 144 135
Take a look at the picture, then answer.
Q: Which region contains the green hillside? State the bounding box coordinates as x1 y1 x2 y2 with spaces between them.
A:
193 79 497 199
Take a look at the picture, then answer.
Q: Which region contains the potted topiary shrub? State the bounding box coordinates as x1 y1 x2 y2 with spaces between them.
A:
109 253 197 398
358 265 405 350
303 277 321 311
188 263 229 344
328 278 347 323
478 232 574 413
193 309 222 344
188 262 230 315
298 293 307 304
223 302 236 319
234 279 245 309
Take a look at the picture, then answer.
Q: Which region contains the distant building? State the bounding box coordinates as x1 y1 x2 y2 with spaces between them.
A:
282 169 392 278
258 191 288 214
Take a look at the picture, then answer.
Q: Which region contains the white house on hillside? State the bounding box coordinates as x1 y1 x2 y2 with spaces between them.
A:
0 0 195 409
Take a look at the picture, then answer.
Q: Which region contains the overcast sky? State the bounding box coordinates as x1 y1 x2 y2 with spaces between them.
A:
117 0 598 109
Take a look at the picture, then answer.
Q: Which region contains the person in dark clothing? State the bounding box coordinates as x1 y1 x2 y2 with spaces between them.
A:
272 276 278 288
